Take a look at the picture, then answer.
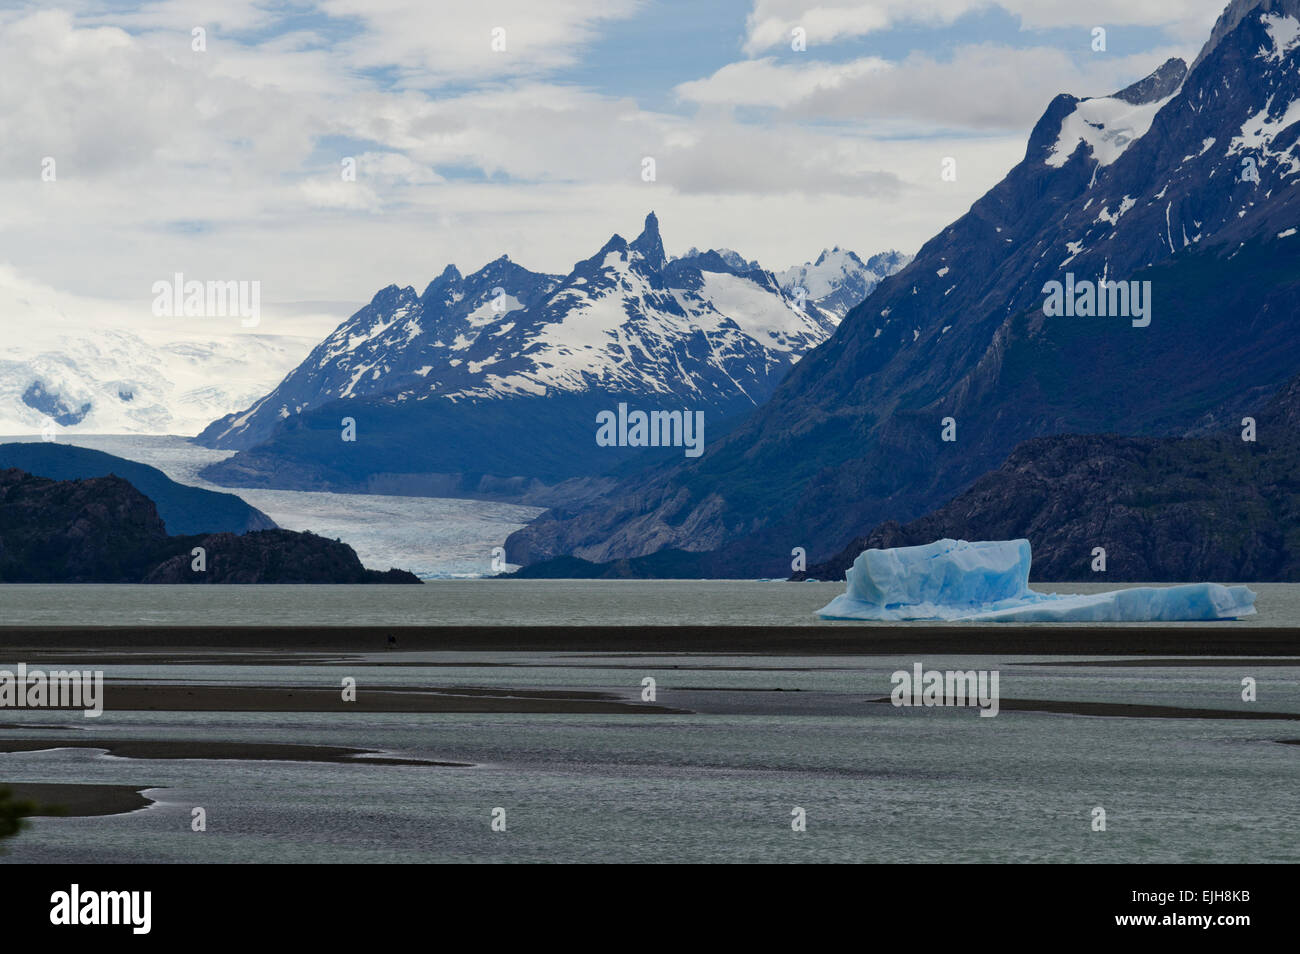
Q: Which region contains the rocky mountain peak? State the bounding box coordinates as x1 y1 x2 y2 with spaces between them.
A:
1113 56 1187 105
629 211 666 270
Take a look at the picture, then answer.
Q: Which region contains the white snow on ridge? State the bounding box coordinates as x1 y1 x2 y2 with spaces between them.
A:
774 246 908 319
695 271 820 352
1229 96 1300 176
442 255 832 402
201 222 904 439
1046 92 1178 169
1260 13 1300 62
466 293 523 327
776 247 858 300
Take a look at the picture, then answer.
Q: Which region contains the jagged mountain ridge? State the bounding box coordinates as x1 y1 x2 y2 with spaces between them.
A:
777 247 911 319
194 214 907 496
506 0 1300 574
198 255 564 450
199 213 901 454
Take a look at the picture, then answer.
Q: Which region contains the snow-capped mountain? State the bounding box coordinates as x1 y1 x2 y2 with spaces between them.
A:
673 247 759 271
197 256 564 449
199 212 885 454
506 0 1300 574
196 213 899 494
777 248 911 319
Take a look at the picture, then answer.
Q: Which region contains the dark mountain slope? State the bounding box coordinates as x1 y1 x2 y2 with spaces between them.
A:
801 371 1300 582
0 442 274 535
516 369 1300 582
507 0 1300 575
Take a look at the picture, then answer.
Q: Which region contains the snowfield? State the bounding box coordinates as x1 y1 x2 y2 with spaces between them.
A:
0 266 336 437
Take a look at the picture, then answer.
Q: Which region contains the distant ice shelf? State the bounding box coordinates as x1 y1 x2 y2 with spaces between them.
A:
815 538 1257 622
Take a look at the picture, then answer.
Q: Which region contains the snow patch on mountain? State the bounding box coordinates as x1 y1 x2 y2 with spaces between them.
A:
696 271 817 353
1260 13 1300 60
776 247 910 319
1229 93 1300 175
1047 92 1179 169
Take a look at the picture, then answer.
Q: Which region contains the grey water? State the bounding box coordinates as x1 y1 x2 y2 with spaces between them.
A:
1 649 1297 864
2 542 1298 863
3 580 1299 627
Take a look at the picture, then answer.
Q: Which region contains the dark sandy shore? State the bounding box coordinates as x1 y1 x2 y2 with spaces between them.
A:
0 738 468 766
2 624 1298 655
868 697 1300 720
2 781 154 816
0 683 683 714
0 736 469 817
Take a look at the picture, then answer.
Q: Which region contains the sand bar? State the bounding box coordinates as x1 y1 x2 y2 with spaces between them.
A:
0 683 684 714
1 781 153 816
0 738 468 765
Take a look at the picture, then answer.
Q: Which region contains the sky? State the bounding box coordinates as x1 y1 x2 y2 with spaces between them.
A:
0 0 1233 330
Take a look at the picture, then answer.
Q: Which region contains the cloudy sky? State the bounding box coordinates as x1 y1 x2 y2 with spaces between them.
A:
0 0 1231 326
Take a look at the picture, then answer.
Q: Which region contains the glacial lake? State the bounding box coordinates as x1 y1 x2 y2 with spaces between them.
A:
1 651 1297 864
1 580 1297 627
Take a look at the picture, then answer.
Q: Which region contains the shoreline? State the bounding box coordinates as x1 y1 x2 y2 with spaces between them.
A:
2 624 1298 655
1 781 155 817
0 738 471 765
0 683 683 714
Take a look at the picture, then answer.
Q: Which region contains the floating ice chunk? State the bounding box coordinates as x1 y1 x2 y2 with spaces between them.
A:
816 538 1256 622
842 539 1029 607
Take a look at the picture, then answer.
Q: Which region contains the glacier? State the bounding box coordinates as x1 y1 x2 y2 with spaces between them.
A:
815 538 1257 622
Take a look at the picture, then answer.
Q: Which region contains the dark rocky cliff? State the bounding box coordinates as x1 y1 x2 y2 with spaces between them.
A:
0 469 419 584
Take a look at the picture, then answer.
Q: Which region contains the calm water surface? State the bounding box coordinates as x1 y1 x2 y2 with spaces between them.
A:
3 580 1297 627
0 651 1295 864
1 582 1296 863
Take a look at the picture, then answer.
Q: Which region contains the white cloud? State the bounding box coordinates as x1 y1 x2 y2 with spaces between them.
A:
679 43 1195 130
742 0 1229 53
0 2 1206 326
745 0 955 54
676 56 891 108
318 0 646 86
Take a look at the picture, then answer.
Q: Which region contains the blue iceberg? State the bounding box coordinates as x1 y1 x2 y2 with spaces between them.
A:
815 538 1257 622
